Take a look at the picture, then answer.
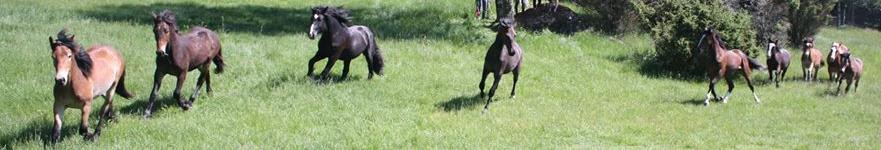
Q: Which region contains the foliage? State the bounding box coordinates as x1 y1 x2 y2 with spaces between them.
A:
572 0 642 33
788 0 839 45
634 0 758 75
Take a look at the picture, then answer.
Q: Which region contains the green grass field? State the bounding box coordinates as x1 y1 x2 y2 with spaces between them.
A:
1 0 879 149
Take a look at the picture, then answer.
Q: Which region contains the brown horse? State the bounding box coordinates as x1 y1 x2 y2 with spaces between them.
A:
827 42 850 82
766 39 790 87
696 27 761 106
836 52 863 95
479 19 522 113
801 38 824 81
145 10 225 117
307 6 385 81
49 29 133 142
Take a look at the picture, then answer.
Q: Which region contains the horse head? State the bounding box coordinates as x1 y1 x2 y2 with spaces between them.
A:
498 18 517 55
152 10 178 57
309 6 352 40
839 52 852 72
803 37 815 48
767 38 779 57
49 29 79 86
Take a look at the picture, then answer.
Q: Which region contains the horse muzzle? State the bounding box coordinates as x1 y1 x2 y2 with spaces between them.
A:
308 33 316 40
156 50 168 57
55 77 68 86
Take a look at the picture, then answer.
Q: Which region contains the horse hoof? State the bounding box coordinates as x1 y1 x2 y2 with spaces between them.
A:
703 102 709 106
179 101 193 111
510 95 516 99
481 108 489 114
479 92 485 98
83 133 96 141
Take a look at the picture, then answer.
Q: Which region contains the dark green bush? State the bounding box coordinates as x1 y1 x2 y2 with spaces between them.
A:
634 0 758 74
572 0 642 33
788 0 838 45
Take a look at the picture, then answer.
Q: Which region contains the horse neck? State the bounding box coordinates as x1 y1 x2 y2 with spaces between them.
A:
324 17 349 37
707 35 725 60
67 57 89 88
168 29 186 57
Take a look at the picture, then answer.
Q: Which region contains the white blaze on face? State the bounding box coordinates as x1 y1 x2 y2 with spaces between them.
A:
309 14 319 37
767 43 775 57
55 53 72 85
830 42 839 60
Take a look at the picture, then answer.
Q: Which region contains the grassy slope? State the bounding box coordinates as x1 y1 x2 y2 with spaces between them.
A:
1 0 879 149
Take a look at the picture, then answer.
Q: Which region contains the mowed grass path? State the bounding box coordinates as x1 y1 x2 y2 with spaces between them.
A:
1 0 879 149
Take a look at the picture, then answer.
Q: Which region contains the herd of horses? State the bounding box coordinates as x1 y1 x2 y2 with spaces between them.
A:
696 28 864 106
44 5 864 143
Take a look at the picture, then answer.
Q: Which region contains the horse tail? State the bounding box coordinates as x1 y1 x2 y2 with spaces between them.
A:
115 70 134 99
366 28 384 75
212 49 226 74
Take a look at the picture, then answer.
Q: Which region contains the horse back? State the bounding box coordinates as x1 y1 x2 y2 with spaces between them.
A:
85 45 125 96
183 27 222 66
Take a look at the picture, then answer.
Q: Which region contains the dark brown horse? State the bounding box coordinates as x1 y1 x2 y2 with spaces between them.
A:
479 19 522 113
533 0 559 11
145 10 225 117
766 39 790 87
49 29 133 142
801 38 824 81
827 42 850 82
307 6 384 81
696 27 761 106
836 52 863 96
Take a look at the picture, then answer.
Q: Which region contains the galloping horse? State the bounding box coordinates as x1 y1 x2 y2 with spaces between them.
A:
766 39 790 87
49 29 133 142
695 27 761 106
479 19 522 113
307 6 385 81
146 10 225 117
827 42 850 81
835 52 863 95
801 38 824 81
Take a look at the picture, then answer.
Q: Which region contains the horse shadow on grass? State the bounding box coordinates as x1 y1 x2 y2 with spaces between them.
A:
262 71 364 88
118 97 179 117
0 118 78 148
78 2 485 42
436 94 484 112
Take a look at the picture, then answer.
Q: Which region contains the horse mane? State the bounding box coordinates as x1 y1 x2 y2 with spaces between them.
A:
316 6 353 26
56 29 93 77
157 10 180 32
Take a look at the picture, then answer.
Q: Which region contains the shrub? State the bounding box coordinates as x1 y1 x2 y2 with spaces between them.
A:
634 0 758 75
788 0 838 45
572 0 642 33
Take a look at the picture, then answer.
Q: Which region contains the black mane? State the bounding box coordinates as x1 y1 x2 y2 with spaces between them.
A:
314 6 353 26
56 29 93 77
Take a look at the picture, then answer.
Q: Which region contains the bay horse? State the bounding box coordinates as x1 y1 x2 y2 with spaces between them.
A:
49 29 133 142
479 19 522 113
765 39 790 87
801 38 824 81
835 52 863 95
146 10 225 117
695 27 761 106
307 6 385 82
827 42 850 82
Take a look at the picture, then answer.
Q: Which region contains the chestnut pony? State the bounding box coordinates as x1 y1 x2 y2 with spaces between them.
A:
827 42 850 82
835 52 863 95
695 27 761 106
801 38 824 81
49 29 133 142
479 19 522 113
146 10 225 117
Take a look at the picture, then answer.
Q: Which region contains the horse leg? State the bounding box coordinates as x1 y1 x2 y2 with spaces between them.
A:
363 52 375 79
319 56 339 82
173 72 192 110
340 60 352 80
189 66 208 103
479 69 490 97
510 66 520 99
768 68 775 85
780 67 788 85
205 66 213 95
483 72 502 113
741 70 761 103
145 71 165 118
80 101 94 140
51 103 64 143
722 77 735 103
845 77 854 94
836 75 844 96
93 87 116 141
307 54 324 77
854 75 860 92
704 76 720 106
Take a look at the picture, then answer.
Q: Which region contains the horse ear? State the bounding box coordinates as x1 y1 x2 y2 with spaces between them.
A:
69 35 76 41
774 40 779 44
49 36 54 47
